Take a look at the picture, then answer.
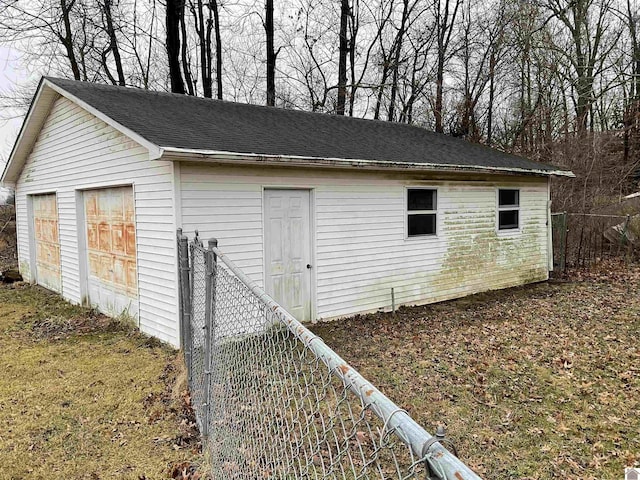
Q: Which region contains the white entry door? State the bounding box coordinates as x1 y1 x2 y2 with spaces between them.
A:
264 189 312 322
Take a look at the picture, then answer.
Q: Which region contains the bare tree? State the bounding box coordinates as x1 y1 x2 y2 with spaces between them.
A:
189 0 213 97
484 0 510 145
622 0 639 162
397 30 434 124
166 0 186 93
543 0 619 132
433 0 462 132
100 0 126 85
180 1 196 95
337 0 350 115
60 0 83 80
212 0 223 99
0 0 85 79
265 0 276 105
387 0 408 121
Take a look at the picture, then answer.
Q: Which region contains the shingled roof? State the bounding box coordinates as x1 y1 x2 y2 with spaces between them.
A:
3 77 574 183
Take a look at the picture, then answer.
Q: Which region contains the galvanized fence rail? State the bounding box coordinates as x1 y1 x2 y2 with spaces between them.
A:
177 229 482 480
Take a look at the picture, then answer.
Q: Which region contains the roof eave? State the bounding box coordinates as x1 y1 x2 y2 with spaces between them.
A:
159 146 576 178
1 77 51 186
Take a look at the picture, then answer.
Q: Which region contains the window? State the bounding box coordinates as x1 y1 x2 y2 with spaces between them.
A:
407 188 437 236
498 189 519 230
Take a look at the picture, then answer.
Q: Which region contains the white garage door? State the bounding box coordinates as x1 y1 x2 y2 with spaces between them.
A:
32 193 61 293
84 187 138 318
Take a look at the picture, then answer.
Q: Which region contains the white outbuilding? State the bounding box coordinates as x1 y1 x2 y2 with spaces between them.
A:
1 78 573 346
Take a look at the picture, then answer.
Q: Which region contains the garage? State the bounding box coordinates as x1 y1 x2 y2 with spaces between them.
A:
32 193 61 292
83 186 138 318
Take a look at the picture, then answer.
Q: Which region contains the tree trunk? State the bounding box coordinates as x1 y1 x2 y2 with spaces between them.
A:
103 0 125 86
348 0 358 116
165 0 185 94
433 0 461 133
195 0 212 98
572 2 591 133
180 2 195 95
212 0 223 99
387 0 408 122
60 0 81 80
434 53 445 132
265 0 276 106
337 0 349 115
399 50 419 124
625 0 639 162
374 62 389 120
487 50 495 146
205 8 213 98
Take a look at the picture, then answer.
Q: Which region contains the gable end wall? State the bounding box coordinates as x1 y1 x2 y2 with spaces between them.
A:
14 96 179 346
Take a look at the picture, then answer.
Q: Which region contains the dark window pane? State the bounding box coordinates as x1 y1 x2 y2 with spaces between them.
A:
408 213 436 236
408 189 436 211
499 210 519 230
499 189 519 207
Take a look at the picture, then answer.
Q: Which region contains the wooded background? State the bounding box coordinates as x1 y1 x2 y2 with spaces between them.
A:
1 0 639 212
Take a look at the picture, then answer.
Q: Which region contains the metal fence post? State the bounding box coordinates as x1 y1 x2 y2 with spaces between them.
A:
201 238 218 442
210 237 218 352
560 212 568 272
178 230 193 384
177 228 183 345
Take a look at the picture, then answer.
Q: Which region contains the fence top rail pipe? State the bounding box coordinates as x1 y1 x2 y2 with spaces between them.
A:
560 213 630 218
209 242 483 480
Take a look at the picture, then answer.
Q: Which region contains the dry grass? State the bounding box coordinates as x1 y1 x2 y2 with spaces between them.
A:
311 261 640 479
0 282 204 479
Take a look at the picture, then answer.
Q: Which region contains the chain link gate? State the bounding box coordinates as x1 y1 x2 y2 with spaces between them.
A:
177 229 482 480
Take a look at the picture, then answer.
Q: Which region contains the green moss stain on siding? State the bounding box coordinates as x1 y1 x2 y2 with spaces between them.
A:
19 260 31 282
438 207 547 295
357 206 549 313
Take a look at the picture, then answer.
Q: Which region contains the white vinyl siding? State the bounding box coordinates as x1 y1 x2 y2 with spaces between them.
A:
179 164 550 321
14 96 179 346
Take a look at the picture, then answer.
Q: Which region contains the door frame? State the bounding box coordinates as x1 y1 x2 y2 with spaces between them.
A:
261 186 317 322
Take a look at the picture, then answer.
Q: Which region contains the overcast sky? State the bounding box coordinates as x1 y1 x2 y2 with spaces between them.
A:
0 45 39 169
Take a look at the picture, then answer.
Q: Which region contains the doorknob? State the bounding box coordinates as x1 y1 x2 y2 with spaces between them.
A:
306 264 312 269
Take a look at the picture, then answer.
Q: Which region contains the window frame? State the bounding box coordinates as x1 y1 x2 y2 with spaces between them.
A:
405 186 439 239
496 188 521 232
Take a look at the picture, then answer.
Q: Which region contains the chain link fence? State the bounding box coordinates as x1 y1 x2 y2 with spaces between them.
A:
177 229 482 480
551 212 637 271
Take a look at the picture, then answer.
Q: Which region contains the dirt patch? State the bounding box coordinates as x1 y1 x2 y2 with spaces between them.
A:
311 261 640 479
142 354 209 479
145 356 202 454
27 312 119 341
1 282 132 342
